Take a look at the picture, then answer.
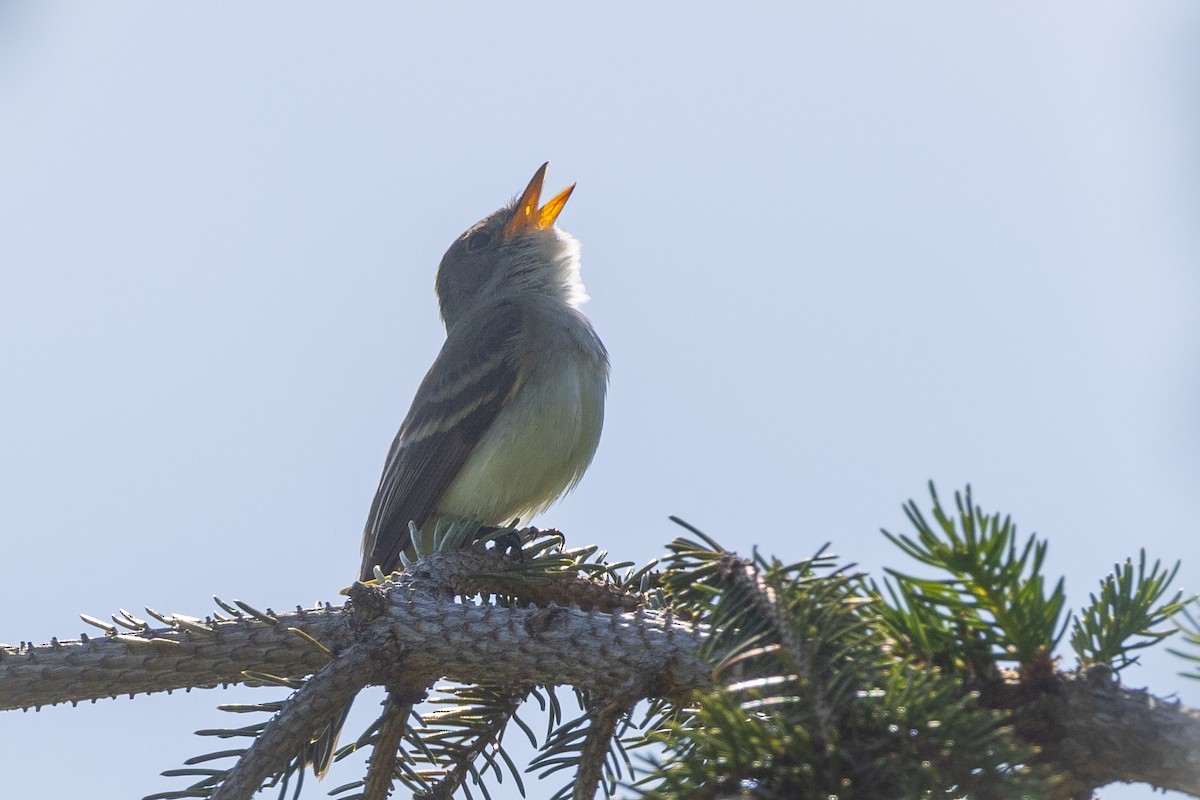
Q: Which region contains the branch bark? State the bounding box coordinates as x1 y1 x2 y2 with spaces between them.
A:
210 644 378 800
0 606 353 711
0 592 708 714
0 550 705 713
361 685 428 800
2 550 1199 797
988 666 1200 798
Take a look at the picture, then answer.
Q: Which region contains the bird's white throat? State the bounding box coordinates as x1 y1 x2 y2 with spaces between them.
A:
544 229 589 309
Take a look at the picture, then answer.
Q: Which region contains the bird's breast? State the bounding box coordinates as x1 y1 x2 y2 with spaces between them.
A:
435 333 607 526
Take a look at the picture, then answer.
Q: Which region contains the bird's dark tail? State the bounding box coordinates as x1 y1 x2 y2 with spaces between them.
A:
307 703 354 778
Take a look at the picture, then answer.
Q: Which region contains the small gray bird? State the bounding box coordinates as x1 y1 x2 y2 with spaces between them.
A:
308 164 608 776
358 162 609 581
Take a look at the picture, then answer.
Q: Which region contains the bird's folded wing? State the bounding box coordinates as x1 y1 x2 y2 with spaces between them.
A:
358 301 523 580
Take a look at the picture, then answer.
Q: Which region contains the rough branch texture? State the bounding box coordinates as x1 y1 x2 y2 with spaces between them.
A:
0 608 352 710
0 601 707 711
210 645 379 800
995 667 1200 796
3 549 1200 798
0 562 709 713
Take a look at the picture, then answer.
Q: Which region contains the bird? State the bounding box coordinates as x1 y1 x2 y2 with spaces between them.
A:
307 163 608 776
357 161 609 581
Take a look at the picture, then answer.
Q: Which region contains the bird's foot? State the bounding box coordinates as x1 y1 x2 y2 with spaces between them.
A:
479 526 524 558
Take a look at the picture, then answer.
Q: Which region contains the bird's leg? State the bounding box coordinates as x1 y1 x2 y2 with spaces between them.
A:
477 522 552 558
477 525 524 558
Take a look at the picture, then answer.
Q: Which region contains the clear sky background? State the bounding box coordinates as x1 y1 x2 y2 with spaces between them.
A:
2 3 1198 799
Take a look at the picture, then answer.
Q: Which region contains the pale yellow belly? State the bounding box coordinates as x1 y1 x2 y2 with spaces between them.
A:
435 355 605 526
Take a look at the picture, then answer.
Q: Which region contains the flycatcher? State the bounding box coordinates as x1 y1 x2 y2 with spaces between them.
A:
308 164 608 776
358 162 608 581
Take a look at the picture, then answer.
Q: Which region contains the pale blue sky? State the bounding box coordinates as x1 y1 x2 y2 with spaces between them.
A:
1 4 1198 799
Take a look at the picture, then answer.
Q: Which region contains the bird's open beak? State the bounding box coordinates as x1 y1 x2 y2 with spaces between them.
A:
503 162 575 240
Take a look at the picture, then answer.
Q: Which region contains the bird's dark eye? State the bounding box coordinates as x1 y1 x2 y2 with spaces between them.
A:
466 230 492 252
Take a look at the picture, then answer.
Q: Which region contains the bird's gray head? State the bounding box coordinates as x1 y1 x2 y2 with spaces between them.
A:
435 163 588 329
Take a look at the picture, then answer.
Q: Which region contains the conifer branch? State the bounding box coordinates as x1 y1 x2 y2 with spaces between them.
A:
360 685 426 800
210 645 377 800
419 685 531 799
5 513 1200 799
